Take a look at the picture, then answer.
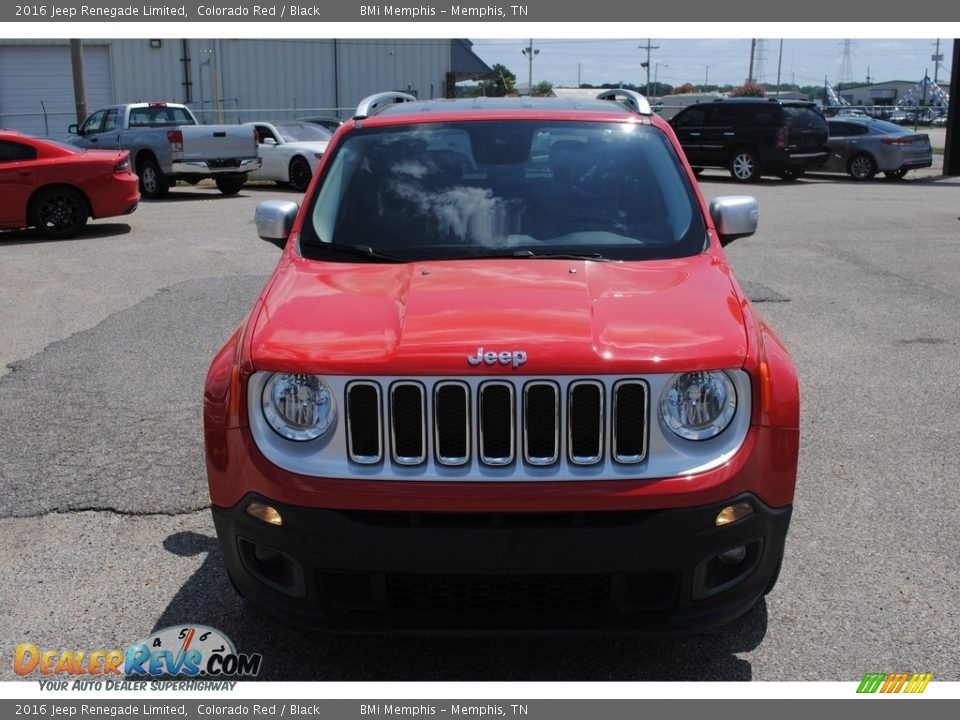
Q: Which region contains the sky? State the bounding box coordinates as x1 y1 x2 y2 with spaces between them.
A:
468 38 954 91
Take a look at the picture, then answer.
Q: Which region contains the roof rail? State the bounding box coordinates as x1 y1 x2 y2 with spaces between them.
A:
595 89 652 116
354 91 418 120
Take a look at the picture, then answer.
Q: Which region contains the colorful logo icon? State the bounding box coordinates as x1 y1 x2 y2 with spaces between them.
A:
14 625 261 678
857 672 932 694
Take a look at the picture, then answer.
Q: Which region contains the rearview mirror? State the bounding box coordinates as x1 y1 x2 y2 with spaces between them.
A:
709 196 759 247
255 200 300 249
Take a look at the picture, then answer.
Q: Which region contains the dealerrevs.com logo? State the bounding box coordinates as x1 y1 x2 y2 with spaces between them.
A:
857 673 933 694
14 625 262 684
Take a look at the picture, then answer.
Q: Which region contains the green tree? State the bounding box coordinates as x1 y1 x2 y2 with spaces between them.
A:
531 80 554 97
670 83 698 95
478 64 518 97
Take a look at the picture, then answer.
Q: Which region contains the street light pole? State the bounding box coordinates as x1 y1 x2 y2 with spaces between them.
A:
654 62 667 96
521 39 539 95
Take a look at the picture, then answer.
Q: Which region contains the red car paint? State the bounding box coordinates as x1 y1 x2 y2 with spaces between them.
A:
203 95 800 632
0 130 140 237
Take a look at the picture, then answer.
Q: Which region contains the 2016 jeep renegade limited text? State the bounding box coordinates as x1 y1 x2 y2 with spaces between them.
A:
203 91 800 634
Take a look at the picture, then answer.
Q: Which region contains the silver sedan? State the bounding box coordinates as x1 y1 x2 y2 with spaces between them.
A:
823 118 933 180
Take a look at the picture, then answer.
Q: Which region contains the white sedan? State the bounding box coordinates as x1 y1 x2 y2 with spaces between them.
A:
244 121 331 191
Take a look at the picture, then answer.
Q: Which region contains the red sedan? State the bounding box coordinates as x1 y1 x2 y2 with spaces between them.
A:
0 130 140 238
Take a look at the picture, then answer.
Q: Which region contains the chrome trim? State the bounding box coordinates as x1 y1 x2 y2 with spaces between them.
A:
568 380 604 465
479 381 515 466
389 381 426 465
345 381 383 465
434 381 470 466
523 381 559 465
245 372 752 482
612 379 649 464
171 157 261 172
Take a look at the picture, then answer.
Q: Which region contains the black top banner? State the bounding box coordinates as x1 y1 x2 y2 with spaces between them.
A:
3 0 956 23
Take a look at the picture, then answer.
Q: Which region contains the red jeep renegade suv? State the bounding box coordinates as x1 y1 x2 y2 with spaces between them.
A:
203 90 799 634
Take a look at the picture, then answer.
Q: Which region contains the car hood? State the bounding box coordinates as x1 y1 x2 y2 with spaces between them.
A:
249 254 749 376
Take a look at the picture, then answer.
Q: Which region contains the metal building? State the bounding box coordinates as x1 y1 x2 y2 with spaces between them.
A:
0 38 493 136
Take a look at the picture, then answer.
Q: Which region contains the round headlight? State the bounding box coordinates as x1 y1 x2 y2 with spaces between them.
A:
261 373 336 442
659 371 737 441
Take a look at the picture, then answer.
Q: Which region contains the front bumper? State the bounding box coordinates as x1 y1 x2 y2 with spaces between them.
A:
212 493 791 635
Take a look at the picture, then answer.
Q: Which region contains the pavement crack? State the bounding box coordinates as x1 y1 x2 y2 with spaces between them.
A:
14 506 211 520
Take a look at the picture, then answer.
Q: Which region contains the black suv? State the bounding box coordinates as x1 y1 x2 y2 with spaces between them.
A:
669 98 830 181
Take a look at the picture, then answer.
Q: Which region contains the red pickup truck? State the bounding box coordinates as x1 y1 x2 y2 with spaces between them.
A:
203 90 800 634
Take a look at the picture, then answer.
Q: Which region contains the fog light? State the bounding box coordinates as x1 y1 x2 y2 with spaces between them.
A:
718 545 748 565
716 501 754 527
246 500 283 527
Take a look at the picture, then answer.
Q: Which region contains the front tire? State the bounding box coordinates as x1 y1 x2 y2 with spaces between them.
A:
847 153 876 180
32 187 88 239
137 157 169 198
288 156 313 192
729 149 760 182
215 176 245 195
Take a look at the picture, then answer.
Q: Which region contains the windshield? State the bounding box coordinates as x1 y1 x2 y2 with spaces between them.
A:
301 120 706 262
276 122 332 142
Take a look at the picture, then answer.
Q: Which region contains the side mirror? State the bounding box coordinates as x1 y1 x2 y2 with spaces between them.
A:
255 200 299 250
68 124 80 135
709 196 759 247
261 137 278 146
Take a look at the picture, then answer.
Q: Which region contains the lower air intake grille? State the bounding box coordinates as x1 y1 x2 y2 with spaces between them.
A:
386 573 611 615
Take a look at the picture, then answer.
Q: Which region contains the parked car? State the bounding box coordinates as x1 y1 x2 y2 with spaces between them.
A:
203 90 800 634
824 118 933 179
243 121 331 192
68 102 260 198
299 116 345 133
669 97 830 181
0 130 139 238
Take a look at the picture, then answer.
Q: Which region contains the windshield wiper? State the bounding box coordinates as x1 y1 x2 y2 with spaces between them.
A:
308 242 408 263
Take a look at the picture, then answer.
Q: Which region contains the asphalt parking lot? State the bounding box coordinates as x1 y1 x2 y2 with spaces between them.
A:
1 164 958 682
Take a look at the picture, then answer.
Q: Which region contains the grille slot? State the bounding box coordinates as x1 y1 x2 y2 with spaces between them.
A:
346 382 382 464
479 381 515 465
568 381 604 464
524 382 559 465
390 382 426 465
434 382 470 465
613 380 648 463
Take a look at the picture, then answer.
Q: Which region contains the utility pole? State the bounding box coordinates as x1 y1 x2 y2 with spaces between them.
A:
521 39 539 96
638 38 659 97
932 38 942 86
70 39 88 126
747 39 756 84
775 39 783 96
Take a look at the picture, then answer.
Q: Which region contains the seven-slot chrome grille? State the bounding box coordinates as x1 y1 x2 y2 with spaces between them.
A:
345 378 649 468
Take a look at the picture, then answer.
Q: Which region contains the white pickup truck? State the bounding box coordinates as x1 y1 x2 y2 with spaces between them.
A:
68 102 261 198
